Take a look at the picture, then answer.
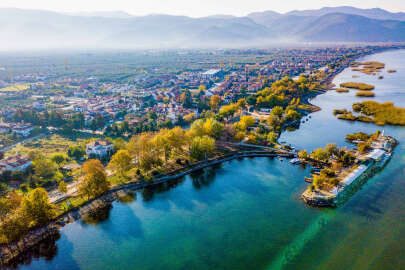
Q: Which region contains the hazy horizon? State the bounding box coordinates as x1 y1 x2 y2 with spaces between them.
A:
1 0 405 18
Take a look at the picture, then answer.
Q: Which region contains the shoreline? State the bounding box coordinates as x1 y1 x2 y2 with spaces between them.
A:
1 46 403 267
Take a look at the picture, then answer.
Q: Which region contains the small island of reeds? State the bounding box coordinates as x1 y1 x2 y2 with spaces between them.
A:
350 61 385 75
340 82 375 91
334 101 405 126
336 88 349 93
387 69 397 73
356 91 375 97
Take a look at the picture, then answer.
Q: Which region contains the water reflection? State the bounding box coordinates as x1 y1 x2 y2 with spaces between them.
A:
81 203 113 226
2 232 60 270
190 167 218 189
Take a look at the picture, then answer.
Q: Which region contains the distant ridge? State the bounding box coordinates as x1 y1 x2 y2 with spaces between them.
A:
1 6 405 50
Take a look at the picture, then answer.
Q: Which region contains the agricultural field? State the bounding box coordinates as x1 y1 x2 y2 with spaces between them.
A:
0 83 30 92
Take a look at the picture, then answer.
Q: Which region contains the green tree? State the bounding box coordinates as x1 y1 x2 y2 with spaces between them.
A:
20 188 55 226
311 148 329 162
51 153 67 166
190 136 215 160
108 150 132 176
267 131 277 144
58 181 68 193
33 158 57 179
68 145 85 160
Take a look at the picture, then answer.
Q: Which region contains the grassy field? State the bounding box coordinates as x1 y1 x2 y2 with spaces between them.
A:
0 83 30 92
6 134 89 157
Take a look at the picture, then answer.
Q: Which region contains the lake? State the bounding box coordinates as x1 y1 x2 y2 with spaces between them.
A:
19 49 405 270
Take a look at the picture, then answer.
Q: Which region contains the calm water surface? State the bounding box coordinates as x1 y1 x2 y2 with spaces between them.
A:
21 50 405 270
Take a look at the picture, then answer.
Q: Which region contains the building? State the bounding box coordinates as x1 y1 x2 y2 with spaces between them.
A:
200 69 223 79
0 156 32 172
86 139 114 158
12 123 34 137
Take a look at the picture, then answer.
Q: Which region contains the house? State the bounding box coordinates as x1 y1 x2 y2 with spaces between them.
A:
0 122 11 133
12 123 34 137
86 139 114 158
0 156 32 172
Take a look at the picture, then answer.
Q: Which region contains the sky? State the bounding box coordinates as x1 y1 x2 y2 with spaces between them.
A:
0 0 404 17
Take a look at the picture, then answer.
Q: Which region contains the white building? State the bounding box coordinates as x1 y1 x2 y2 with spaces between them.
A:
200 69 223 79
86 139 114 158
12 123 34 137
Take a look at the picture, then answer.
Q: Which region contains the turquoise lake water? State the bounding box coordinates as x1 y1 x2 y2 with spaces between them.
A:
19 50 405 270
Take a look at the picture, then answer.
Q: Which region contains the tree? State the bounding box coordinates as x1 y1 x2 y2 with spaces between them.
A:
190 136 215 160
198 85 206 93
20 188 55 226
51 153 67 166
0 151 4 160
128 133 162 170
203 118 224 139
235 116 256 131
68 145 85 160
79 161 109 199
219 103 238 120
267 131 277 144
209 95 221 112
298 150 308 160
325 143 339 157
82 159 105 175
33 158 57 179
58 181 68 193
271 106 284 118
311 148 329 162
180 90 192 108
184 112 197 123
108 150 132 176
284 109 301 121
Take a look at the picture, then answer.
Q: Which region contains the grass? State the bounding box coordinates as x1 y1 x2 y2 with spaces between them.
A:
340 82 375 91
387 69 397 73
6 134 88 158
0 83 31 92
356 91 375 97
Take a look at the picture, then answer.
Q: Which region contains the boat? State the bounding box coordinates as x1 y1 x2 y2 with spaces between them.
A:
278 156 283 161
290 158 300 164
305 177 313 183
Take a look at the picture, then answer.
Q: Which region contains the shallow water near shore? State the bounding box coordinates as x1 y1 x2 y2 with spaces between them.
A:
19 50 405 270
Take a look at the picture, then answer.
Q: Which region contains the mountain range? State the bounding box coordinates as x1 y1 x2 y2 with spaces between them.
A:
1 6 405 50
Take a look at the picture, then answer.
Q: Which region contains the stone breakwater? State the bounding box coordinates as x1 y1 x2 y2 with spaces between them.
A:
1 151 293 266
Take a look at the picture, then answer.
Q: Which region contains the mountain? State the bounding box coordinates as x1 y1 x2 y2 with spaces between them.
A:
286 6 405 21
1 7 405 50
298 13 405 42
247 11 283 26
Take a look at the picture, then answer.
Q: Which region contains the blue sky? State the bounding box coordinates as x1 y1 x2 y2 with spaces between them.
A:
0 0 404 17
